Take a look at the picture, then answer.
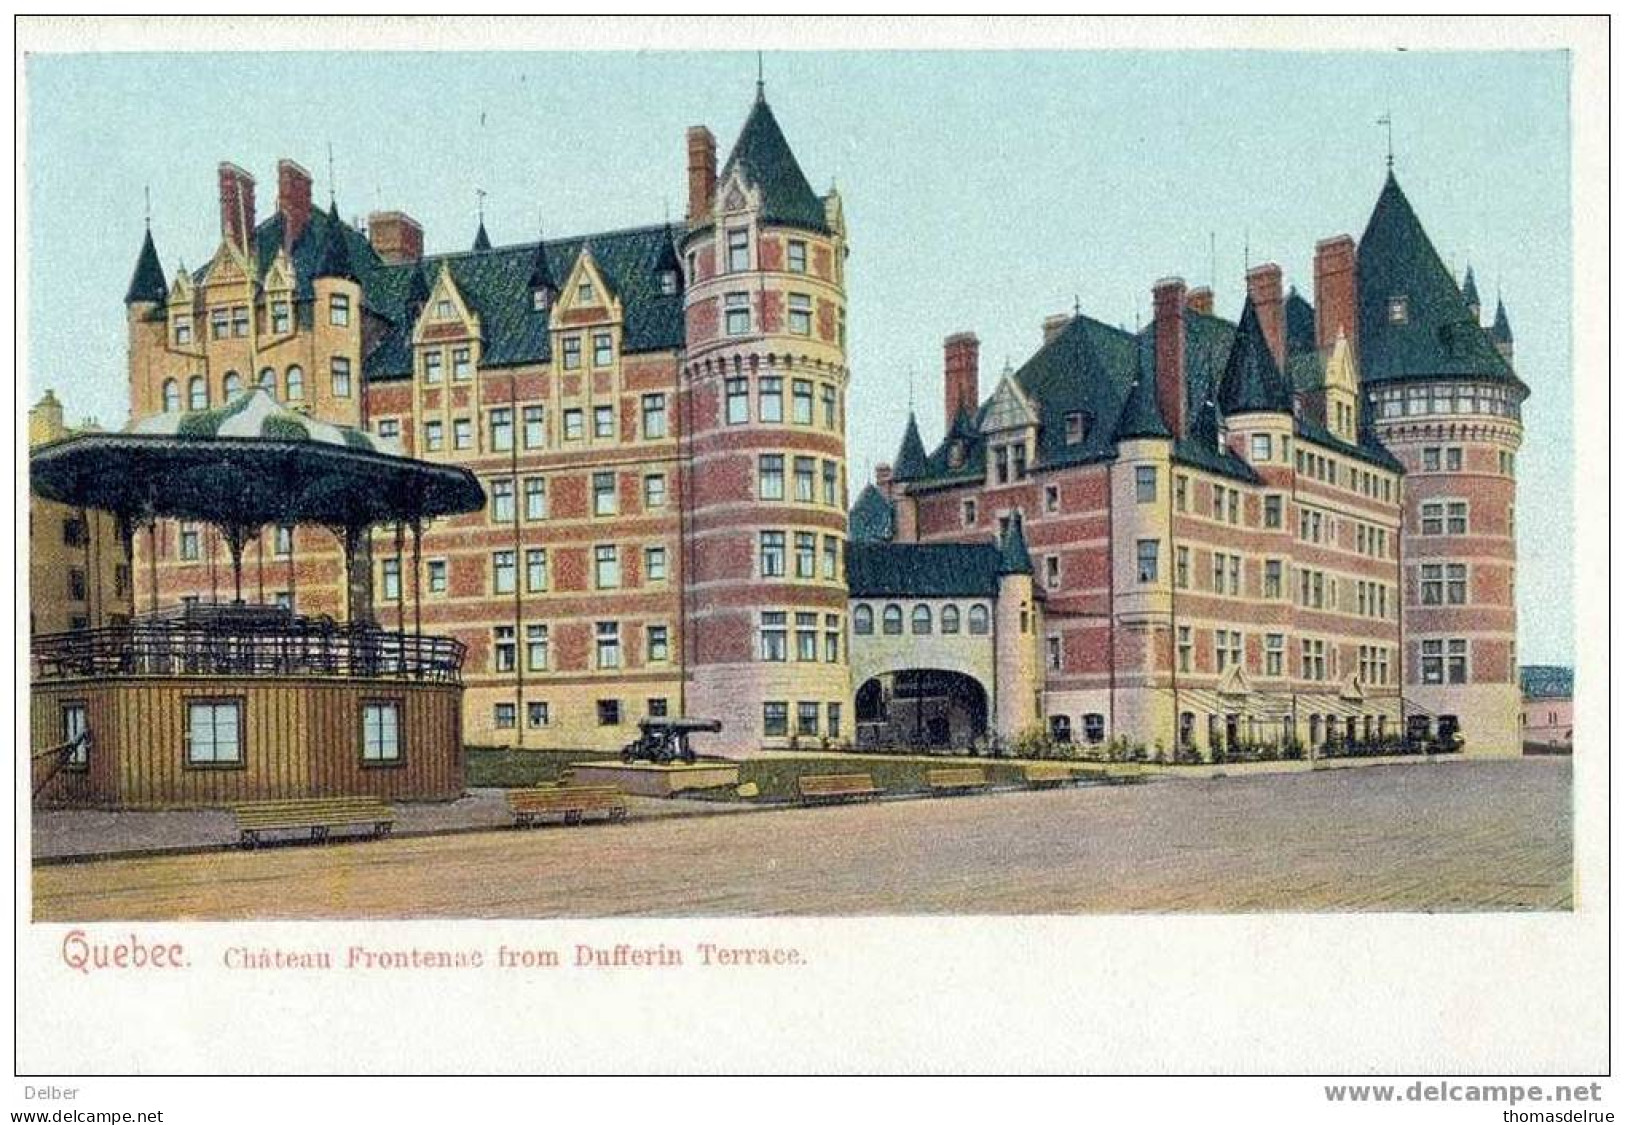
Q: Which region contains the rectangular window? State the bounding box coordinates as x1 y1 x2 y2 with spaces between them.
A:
1263 495 1283 529
795 701 820 737
211 308 229 339
1177 626 1192 673
329 293 350 327
525 624 549 672
490 408 513 452
1175 546 1189 589
760 531 786 577
725 292 751 335
1175 475 1188 512
795 532 816 579
789 295 813 336
493 703 517 730
1264 558 1283 599
186 700 242 765
759 612 787 662
821 384 838 428
453 418 472 450
424 351 443 384
787 239 807 273
593 405 616 439
528 701 550 729
427 559 447 594
763 701 788 738
822 461 839 506
523 405 546 448
643 474 667 510
647 625 670 664
1045 484 1060 514
792 379 814 423
1265 634 1284 676
231 305 249 337
1045 555 1060 589
1228 554 1241 596
1421 564 1444 606
174 316 193 345
825 614 842 663
592 332 614 368
525 478 548 520
331 356 352 398
1136 539 1159 583
758 375 783 422
727 228 750 272
641 393 667 439
595 622 621 669
452 347 471 381
492 551 516 594
758 454 785 500
563 408 584 441
645 545 668 583
179 524 201 561
1447 501 1468 535
272 524 293 557
61 703 89 767
562 336 582 370
794 457 816 502
726 377 749 424
1251 433 1273 462
1421 501 1444 536
491 479 515 523
361 702 402 762
380 558 401 601
962 499 977 527
1135 466 1156 503
376 418 401 441
270 303 290 335
597 699 622 726
1446 563 1467 605
822 536 839 580
526 549 549 592
827 702 842 739
994 446 1010 485
796 612 818 661
594 545 620 589
1446 447 1463 472
593 472 617 516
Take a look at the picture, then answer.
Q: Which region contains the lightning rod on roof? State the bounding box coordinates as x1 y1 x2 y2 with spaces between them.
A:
1377 111 1394 170
326 142 336 206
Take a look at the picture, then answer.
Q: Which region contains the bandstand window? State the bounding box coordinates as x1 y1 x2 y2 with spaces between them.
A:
61 703 89 769
361 702 403 764
185 699 242 766
882 604 903 635
853 604 874 635
912 605 933 635
941 605 961 634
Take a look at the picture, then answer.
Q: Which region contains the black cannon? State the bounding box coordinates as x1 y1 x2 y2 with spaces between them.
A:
620 717 724 765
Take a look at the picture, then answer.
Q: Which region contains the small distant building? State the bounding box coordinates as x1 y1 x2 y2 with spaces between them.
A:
1520 665 1573 753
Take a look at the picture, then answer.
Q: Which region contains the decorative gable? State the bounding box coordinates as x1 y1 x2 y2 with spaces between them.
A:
168 266 194 307
1338 671 1365 702
979 369 1038 436
262 249 295 296
201 240 250 292
412 264 481 346
1216 662 1253 699
714 167 761 225
550 245 624 330
1323 330 1359 441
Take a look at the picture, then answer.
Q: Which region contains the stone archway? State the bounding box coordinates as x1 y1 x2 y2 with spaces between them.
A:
854 669 989 750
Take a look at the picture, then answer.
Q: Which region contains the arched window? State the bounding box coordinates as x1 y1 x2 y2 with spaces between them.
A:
882 604 903 635
852 604 873 635
941 605 961 634
968 604 990 635
187 375 207 410
285 365 305 401
911 605 932 635
222 371 242 400
161 379 180 412
258 367 277 394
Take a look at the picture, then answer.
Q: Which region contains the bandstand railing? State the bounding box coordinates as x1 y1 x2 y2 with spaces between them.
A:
32 609 464 685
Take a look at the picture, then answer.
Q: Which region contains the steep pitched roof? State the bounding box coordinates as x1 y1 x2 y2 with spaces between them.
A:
847 542 1002 598
848 483 896 543
472 220 492 253
997 518 1033 575
1461 265 1481 312
1356 172 1524 392
1492 297 1514 344
1216 297 1294 414
313 202 359 282
526 238 556 291
1285 287 1317 356
1113 366 1172 440
719 92 829 232
892 413 929 481
125 228 168 306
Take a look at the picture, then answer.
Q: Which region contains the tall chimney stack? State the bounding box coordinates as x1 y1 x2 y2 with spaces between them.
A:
1185 287 1214 317
1313 235 1358 357
1152 278 1188 437
943 332 981 426
686 127 717 223
218 162 256 253
276 159 313 252
368 211 424 264
1245 262 1286 369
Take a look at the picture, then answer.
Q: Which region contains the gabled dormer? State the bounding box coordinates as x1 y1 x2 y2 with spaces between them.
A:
412 263 482 379
262 249 295 337
201 238 251 293
166 266 197 348
1323 329 1360 442
980 364 1039 487
550 245 624 373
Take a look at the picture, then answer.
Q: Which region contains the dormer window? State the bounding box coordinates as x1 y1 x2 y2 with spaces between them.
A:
532 288 551 313
436 299 453 319
173 315 192 346
659 270 679 296
270 302 290 334
577 281 595 304
1387 295 1408 324
1065 411 1087 445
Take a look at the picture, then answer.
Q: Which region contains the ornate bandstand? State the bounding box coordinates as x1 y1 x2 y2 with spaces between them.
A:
29 390 485 808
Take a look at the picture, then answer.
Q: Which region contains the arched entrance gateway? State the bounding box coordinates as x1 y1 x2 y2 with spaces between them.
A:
855 670 989 750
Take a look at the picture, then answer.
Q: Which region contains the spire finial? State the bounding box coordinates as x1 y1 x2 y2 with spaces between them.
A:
907 366 915 412
477 187 486 224
1377 110 1394 170
756 50 764 100
326 141 337 206
1244 228 1250 272
1209 231 1217 290
1073 293 1081 317
143 185 151 231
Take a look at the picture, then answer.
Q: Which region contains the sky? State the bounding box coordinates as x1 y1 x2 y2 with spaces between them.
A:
23 49 1573 663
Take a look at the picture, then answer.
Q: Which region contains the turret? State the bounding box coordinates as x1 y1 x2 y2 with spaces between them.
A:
527 236 557 312
1461 266 1482 321
124 228 167 309
311 201 363 424
472 219 492 253
1491 296 1514 363
992 518 1041 740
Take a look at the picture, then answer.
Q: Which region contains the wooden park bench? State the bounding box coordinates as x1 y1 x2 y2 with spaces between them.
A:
508 785 628 828
797 772 881 804
234 796 395 848
927 766 989 793
1021 763 1073 788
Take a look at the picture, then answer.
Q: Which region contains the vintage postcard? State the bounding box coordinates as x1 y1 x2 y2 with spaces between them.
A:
11 15 1608 1098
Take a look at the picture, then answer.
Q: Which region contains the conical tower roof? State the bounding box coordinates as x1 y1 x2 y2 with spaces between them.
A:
719 89 829 232
1356 172 1521 390
892 412 929 482
997 517 1033 576
527 236 556 291
1491 297 1514 344
848 483 896 544
313 202 358 282
1216 297 1294 414
472 220 492 252
125 228 167 306
1113 350 1172 441
1461 265 1481 314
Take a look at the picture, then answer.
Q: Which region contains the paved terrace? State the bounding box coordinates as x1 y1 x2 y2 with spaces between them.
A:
32 759 1570 919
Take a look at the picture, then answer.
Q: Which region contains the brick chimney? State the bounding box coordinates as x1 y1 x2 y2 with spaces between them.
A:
1042 313 1072 345
943 332 980 426
1245 262 1286 369
874 462 894 498
687 126 717 223
1313 235 1358 357
1152 278 1187 437
1185 287 1214 317
276 160 313 252
368 211 424 264
218 162 256 252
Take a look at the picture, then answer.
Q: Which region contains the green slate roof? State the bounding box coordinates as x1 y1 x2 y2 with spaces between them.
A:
997 518 1033 575
1356 172 1525 394
1113 367 1171 441
314 202 360 282
125 228 167 306
1461 265 1481 311
719 92 829 232
472 220 492 252
1216 297 1294 414
1519 664 1571 699
848 484 896 543
1492 297 1514 344
847 541 1003 598
892 413 929 481
1285 287 1316 355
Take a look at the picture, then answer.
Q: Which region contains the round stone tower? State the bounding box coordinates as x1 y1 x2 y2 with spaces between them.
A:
679 87 852 753
1358 173 1527 756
